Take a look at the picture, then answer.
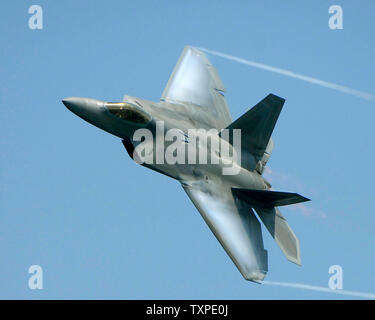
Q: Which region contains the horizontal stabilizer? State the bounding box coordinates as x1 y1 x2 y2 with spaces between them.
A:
232 188 310 208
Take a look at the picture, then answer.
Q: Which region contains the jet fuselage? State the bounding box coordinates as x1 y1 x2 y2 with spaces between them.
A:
62 96 268 194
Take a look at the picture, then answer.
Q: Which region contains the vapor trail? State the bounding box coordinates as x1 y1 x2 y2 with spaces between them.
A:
199 47 375 102
262 281 375 299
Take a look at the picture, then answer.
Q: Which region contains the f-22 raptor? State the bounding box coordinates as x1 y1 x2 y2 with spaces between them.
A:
62 46 310 282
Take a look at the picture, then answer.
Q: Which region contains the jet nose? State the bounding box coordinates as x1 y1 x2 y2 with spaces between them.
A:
62 97 79 111
62 97 87 113
62 97 105 117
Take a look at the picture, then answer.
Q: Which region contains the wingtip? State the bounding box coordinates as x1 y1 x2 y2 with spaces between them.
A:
299 194 311 203
268 93 286 103
186 45 205 56
287 255 302 266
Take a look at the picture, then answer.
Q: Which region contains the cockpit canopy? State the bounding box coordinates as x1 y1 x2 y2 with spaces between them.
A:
106 102 151 124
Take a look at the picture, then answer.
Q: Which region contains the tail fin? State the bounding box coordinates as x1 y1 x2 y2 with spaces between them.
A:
255 207 301 266
232 188 309 265
256 138 274 174
232 188 310 208
225 94 284 161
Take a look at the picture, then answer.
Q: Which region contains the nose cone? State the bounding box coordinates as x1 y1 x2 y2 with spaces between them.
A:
62 97 83 112
62 97 104 114
62 96 106 122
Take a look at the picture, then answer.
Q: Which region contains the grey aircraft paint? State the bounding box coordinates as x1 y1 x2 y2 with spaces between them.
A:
62 46 309 282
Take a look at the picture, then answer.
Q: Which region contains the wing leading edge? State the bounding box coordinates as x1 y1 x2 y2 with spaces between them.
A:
161 46 232 129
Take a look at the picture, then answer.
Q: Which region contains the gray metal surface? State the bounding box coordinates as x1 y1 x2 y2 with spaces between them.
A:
62 46 309 282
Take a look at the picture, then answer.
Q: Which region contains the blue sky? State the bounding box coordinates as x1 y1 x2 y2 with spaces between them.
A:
1 1 374 299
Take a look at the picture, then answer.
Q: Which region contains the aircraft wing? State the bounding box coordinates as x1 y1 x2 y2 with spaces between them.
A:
181 180 268 282
161 46 232 129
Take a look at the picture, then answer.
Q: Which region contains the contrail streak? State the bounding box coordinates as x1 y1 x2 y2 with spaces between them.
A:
199 47 375 102
262 281 375 299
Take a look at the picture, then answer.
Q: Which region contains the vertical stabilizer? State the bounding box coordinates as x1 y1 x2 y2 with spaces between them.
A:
224 94 284 161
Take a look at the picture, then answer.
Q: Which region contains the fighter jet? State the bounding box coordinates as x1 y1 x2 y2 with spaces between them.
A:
62 46 310 282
